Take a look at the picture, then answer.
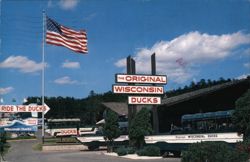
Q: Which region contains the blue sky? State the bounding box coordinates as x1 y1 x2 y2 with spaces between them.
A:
0 0 249 104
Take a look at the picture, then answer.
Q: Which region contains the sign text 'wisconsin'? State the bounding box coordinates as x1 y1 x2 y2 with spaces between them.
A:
113 85 164 94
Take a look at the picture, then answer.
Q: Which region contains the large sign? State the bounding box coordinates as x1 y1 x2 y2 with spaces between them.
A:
128 96 161 105
0 104 50 114
116 74 167 84
113 85 164 94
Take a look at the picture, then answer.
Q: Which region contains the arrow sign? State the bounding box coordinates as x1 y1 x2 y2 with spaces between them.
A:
0 104 50 114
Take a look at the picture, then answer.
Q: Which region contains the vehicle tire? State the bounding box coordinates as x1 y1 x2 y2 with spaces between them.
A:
88 145 99 151
161 151 169 158
88 142 99 151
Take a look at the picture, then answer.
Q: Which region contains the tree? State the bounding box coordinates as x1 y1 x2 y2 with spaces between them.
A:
103 110 121 152
0 133 7 161
232 89 250 139
0 141 4 161
129 108 152 149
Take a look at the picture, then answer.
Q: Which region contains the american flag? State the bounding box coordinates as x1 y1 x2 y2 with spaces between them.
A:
46 17 88 54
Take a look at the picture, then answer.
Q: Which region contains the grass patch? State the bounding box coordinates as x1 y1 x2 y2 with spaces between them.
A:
43 137 78 145
4 143 11 154
32 143 43 151
7 136 36 141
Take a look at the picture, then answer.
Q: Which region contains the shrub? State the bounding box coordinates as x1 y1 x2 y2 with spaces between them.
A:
181 141 249 162
236 138 250 158
103 110 121 152
136 146 161 156
232 89 250 139
115 147 128 156
129 108 152 149
115 146 136 156
127 147 136 154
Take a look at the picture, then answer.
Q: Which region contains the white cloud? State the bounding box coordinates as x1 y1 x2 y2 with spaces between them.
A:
59 0 79 10
0 87 14 95
0 55 45 73
236 74 250 80
115 31 250 83
244 62 250 69
62 60 80 69
54 76 78 85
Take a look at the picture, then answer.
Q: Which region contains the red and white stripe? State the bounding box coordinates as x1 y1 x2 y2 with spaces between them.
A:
46 25 88 54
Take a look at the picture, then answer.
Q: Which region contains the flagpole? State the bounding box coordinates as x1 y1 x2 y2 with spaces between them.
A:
42 10 45 144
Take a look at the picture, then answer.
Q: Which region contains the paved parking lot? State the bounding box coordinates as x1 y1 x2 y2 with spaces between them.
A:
5 140 181 162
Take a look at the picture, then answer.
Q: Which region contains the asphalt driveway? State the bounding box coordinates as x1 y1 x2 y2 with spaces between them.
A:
5 140 181 162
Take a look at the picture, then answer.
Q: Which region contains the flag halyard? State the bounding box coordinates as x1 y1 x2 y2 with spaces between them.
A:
46 17 88 54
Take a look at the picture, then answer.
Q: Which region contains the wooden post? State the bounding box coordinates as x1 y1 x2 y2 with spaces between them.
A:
151 53 159 134
131 58 137 119
127 56 136 126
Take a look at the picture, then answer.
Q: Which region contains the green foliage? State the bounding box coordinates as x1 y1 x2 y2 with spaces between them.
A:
115 146 128 156
181 141 249 162
103 110 121 152
129 108 152 149
165 77 232 97
0 133 6 144
126 147 136 154
32 143 43 151
0 132 8 159
236 138 250 158
115 146 135 156
232 89 250 139
0 142 3 153
136 146 160 156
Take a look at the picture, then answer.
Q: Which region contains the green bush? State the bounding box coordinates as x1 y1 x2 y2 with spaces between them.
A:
181 141 249 162
103 110 121 152
127 147 135 154
115 146 136 156
116 146 128 156
136 146 161 156
236 138 250 159
129 109 152 149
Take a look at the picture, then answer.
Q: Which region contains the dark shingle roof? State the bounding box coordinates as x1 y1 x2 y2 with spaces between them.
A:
102 102 128 115
161 79 249 106
102 102 148 116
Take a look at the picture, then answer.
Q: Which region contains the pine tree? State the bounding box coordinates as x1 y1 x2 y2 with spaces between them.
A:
103 110 121 152
233 89 250 139
129 108 152 149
